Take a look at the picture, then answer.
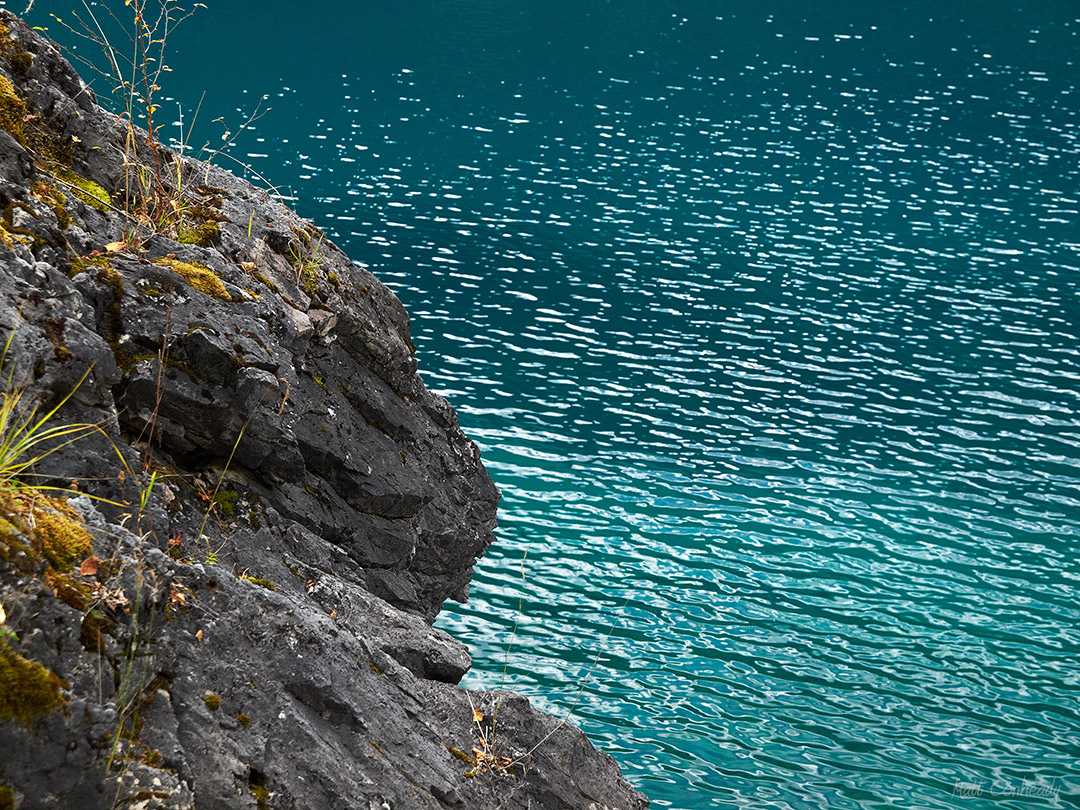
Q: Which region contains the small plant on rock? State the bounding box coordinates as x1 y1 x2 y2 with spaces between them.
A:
44 0 270 245
0 326 99 495
460 699 520 779
287 225 324 296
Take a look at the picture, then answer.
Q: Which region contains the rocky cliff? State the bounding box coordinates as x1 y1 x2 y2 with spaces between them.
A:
0 11 647 809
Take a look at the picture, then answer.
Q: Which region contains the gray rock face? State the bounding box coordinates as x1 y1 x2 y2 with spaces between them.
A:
0 11 647 810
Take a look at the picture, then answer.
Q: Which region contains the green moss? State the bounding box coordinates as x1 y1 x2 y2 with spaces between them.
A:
238 574 276 592
67 252 112 277
326 272 339 288
0 498 40 573
210 489 237 517
445 744 476 765
234 713 252 729
54 170 111 213
0 75 26 145
176 219 220 247
0 783 15 810
153 258 230 299
0 223 19 250
288 225 324 295
30 498 94 571
0 638 65 728
312 375 328 393
9 50 32 78
137 283 167 298
298 263 319 295
203 693 221 711
139 748 163 767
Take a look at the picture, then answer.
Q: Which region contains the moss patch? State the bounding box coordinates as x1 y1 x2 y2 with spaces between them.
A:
0 75 26 145
31 498 94 571
137 283 167 298
210 489 237 518
238 574 276 592
54 170 111 213
178 189 227 243
153 258 230 299
288 224 324 295
253 272 277 293
176 216 221 248
0 493 94 575
446 744 476 765
0 638 65 728
67 252 112 277
202 693 221 711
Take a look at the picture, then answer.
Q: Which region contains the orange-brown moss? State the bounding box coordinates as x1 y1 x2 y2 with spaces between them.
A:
0 638 65 728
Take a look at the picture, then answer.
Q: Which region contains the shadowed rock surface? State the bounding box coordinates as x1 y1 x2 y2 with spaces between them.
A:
0 12 647 809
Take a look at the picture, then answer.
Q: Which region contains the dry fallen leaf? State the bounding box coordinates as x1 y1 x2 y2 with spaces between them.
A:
79 556 101 577
195 629 204 643
472 706 484 724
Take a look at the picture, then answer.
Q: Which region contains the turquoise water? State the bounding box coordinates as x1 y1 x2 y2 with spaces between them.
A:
16 1 1080 807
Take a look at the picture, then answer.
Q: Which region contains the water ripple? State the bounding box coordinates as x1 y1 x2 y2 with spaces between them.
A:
49 0 1079 806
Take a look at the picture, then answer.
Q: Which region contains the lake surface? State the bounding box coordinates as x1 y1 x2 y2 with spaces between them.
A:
16 1 1080 807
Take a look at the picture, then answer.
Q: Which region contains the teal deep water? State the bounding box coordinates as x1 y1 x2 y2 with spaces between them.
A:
15 1 1080 807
